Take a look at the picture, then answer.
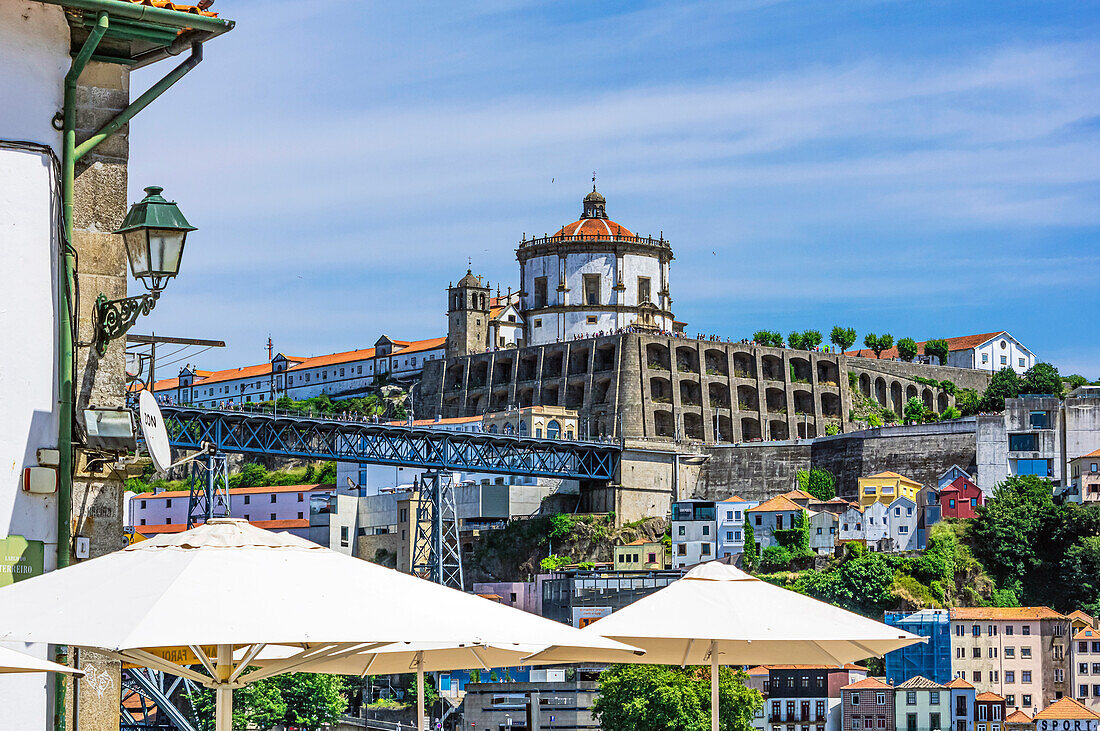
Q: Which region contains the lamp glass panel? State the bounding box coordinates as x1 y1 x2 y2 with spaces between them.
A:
123 229 151 279
146 229 186 277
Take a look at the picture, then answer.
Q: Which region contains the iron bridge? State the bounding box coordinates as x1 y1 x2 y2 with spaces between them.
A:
158 406 621 481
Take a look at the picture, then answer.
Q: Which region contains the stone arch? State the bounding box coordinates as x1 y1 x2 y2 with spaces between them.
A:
875 377 888 407
517 386 534 408
445 364 465 390
492 357 513 386
906 384 918 402
568 346 590 376
762 354 783 381
542 350 564 378
683 413 704 440
891 382 903 415
469 393 487 413
565 382 585 408
821 392 841 418
859 373 871 397
708 382 731 409
593 378 612 405
519 353 539 381
650 377 672 404
794 390 814 415
765 387 787 414
769 419 789 440
646 343 670 370
490 389 508 410
676 346 699 373
741 417 761 440
790 357 812 384
594 344 616 371
797 422 817 439
679 380 702 406
654 409 674 437
922 388 934 410
705 349 728 376
737 385 758 411
469 360 489 388
540 383 559 406
937 392 949 413
733 352 755 378
817 361 839 386
717 415 732 443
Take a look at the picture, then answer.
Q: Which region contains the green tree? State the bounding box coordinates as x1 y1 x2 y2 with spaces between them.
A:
802 330 823 350
980 368 1020 413
190 676 287 731
593 664 762 731
1066 374 1089 389
742 521 758 571
968 475 1055 593
788 332 806 350
409 673 439 712
279 673 348 730
1062 536 1100 615
316 461 338 484
541 554 573 571
923 339 949 365
896 338 918 362
231 463 269 489
797 468 837 501
955 388 981 416
760 545 792 570
1019 362 1063 397
864 333 893 359
753 330 783 348
941 405 961 420
830 552 896 615
830 326 857 354
903 397 926 424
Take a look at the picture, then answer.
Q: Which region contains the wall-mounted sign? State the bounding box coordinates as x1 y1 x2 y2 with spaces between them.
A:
572 606 611 628
1037 720 1099 731
0 535 44 587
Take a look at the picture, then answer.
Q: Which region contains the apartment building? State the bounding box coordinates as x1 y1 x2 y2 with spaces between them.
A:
949 608 1071 717
767 665 869 731
842 677 896 731
671 499 717 567
747 495 806 555
975 692 1007 731
718 496 759 558
613 539 667 570
948 677 978 731
127 484 328 538
885 609 954 685
1073 627 1100 711
894 676 949 731
859 472 922 509
1066 450 1100 506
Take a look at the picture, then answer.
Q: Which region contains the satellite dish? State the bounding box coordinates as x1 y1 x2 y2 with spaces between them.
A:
138 389 171 474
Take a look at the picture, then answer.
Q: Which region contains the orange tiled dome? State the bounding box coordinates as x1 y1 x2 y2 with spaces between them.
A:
553 217 634 238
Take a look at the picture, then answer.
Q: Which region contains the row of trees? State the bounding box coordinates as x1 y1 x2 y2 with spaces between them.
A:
749 326 951 363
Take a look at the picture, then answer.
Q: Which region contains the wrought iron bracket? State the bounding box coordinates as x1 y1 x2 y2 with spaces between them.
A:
94 291 159 356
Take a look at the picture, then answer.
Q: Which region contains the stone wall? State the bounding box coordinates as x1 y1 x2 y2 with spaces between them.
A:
693 442 811 502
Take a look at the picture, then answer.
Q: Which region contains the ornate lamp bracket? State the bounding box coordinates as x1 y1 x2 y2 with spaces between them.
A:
94 291 160 356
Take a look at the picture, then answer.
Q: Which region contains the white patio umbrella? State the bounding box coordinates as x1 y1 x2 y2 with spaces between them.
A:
533 561 924 731
0 519 639 731
0 645 82 675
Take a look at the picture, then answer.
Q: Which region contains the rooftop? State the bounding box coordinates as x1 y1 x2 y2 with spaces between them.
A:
977 692 1006 702
863 471 921 485
844 332 1013 360
896 676 944 690
949 607 1066 621
1005 710 1033 723
133 484 329 500
747 495 804 513
1033 697 1100 721
945 677 975 689
842 677 892 690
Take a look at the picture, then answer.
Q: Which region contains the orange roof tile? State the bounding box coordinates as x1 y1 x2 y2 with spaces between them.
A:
553 217 635 238
294 348 376 370
120 0 219 18
950 607 1066 621
1074 448 1100 459
1069 610 1096 624
719 496 748 503
1075 628 1099 640
621 539 653 546
137 518 309 535
945 677 975 689
385 416 483 427
746 666 770 675
845 332 1009 360
977 692 1006 702
747 495 804 513
392 337 447 356
864 471 921 484
842 677 892 690
1005 710 1032 723
133 484 328 500
759 663 866 671
1033 698 1100 721
897 676 945 689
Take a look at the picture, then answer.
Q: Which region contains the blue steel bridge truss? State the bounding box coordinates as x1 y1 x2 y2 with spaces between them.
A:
158 406 621 482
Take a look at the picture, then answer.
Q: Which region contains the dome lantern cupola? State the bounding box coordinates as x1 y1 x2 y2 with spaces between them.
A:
582 186 607 219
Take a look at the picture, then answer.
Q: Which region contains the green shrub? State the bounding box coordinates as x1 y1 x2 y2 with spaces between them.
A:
761 545 792 570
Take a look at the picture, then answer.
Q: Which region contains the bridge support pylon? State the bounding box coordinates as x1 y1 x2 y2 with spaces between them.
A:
412 471 463 590
187 454 231 529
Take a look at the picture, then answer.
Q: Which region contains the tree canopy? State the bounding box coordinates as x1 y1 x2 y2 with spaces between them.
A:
593 664 762 731
190 673 348 731
830 326 857 353
979 368 1019 413
1019 362 1063 397
923 339 949 365
896 338 918 362
752 330 784 348
863 333 893 358
797 468 837 501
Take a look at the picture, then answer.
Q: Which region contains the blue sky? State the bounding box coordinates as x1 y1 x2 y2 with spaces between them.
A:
130 0 1100 378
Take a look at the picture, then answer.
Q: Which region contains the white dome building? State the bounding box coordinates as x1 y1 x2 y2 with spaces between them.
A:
517 187 675 346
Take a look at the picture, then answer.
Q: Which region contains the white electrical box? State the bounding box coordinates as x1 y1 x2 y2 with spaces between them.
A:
36 448 60 467
75 537 90 559
23 466 57 494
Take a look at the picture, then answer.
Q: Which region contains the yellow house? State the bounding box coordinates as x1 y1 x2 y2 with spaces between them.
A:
614 539 667 570
857 471 921 508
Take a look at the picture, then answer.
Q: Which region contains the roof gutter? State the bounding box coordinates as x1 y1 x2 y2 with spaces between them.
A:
39 0 233 34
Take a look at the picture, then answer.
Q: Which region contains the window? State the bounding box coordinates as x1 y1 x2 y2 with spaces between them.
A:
583 274 601 305
956 625 965 636
637 277 652 304
989 624 998 636
140 499 146 509
647 552 656 563
1006 625 1014 635
297 512 303 519
677 544 686 556
701 544 711 556
982 353 989 363
1021 671 1031 683
852 718 863 730
931 714 941 731
340 526 349 546
1019 358 1025 367
1022 624 1031 635
907 692 917 706
165 499 172 508
1005 695 1015 708
678 525 686 536
1082 685 1090 698
270 513 276 520
726 510 733 520
165 517 172 525
956 647 964 658
726 531 733 540
735 530 742 541
907 713 917 731
534 318 542 328
533 277 548 308
702 525 710 535
899 525 909 534
270 493 277 503
1094 663 1100 673
586 315 597 325
1055 669 1064 682
973 671 982 682
297 492 304 502
973 625 981 636
1029 411 1049 429
877 693 886 705
756 515 762 526
1021 647 1031 658
139 518 146 525
851 694 860 706
989 647 997 658
1005 671 1015 683
1022 695 1031 708
1095 684 1100 697
979 706 988 721
1080 663 1089 674
973 647 981 658
816 527 822 535
1009 434 1038 451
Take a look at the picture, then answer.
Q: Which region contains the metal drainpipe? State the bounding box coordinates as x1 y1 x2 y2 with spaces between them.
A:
57 13 109 731
58 11 208 731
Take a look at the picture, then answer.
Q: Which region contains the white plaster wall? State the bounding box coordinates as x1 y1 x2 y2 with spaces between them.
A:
0 4 72 727
888 498 918 551
621 253 665 306
957 335 1035 374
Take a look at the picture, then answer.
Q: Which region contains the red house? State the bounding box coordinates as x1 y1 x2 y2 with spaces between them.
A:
940 476 983 518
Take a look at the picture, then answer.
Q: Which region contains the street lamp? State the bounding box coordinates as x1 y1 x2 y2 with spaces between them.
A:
94 186 195 355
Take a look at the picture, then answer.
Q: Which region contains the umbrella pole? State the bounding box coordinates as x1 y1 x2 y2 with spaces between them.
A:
416 651 425 731
215 644 233 731
710 639 719 731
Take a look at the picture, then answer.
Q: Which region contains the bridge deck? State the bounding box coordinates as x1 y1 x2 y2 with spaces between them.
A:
159 406 621 481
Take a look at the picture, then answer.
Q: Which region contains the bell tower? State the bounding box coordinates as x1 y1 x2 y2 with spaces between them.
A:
446 268 490 359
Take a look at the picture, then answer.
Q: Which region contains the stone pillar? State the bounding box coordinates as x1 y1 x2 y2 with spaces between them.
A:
727 346 743 442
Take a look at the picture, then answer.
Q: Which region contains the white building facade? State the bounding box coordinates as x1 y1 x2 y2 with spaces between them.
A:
671 500 717 567
717 497 758 558
517 188 676 346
